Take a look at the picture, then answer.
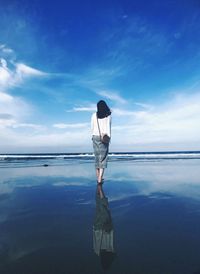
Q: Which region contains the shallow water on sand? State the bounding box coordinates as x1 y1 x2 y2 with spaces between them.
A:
0 159 200 274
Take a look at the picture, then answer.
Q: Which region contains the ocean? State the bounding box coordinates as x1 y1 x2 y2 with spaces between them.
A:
0 151 200 273
1 150 200 166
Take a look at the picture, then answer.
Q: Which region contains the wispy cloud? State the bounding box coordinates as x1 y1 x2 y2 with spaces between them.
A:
53 122 89 129
111 92 200 150
0 44 48 91
98 16 172 75
96 89 127 104
0 58 11 87
0 91 31 127
0 46 50 133
12 123 45 130
16 63 47 77
134 102 154 110
66 104 96 112
112 108 135 116
0 44 14 54
15 129 90 150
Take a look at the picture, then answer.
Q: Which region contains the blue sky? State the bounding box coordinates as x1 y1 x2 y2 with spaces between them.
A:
0 0 200 153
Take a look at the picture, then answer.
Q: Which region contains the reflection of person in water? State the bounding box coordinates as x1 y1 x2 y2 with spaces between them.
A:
93 184 116 270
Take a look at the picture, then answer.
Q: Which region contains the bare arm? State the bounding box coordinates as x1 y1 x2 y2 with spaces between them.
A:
107 115 111 138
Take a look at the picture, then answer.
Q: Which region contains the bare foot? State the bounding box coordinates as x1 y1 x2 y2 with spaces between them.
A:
97 179 104 185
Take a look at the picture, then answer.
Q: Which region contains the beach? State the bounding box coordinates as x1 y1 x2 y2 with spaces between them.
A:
0 152 200 274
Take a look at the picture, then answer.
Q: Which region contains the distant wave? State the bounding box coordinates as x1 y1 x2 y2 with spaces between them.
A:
0 151 200 161
109 151 200 160
0 153 93 161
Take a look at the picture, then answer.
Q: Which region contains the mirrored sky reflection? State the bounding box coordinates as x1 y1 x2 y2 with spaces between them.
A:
1 158 200 273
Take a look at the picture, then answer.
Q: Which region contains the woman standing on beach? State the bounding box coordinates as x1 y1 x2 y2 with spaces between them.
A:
91 100 112 185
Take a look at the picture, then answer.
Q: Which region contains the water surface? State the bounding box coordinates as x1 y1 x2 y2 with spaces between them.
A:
0 156 200 274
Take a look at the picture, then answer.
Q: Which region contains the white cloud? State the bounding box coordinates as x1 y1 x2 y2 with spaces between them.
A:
1 90 200 153
0 91 31 126
134 102 154 110
16 63 47 77
112 108 136 116
0 55 47 89
0 118 16 128
67 104 96 112
78 67 123 89
16 129 90 148
111 92 200 148
0 90 13 102
0 59 11 87
53 122 89 129
0 48 48 134
0 44 14 54
0 91 42 132
12 123 45 130
11 63 47 86
0 58 7 68
96 89 127 104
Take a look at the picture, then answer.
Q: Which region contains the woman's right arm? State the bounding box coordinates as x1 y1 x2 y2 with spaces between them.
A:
107 115 111 138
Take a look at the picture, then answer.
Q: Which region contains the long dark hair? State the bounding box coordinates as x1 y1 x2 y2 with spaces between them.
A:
97 100 111 119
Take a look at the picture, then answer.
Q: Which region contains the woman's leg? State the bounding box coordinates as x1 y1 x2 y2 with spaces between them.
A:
96 168 99 180
97 168 104 184
93 137 100 181
97 143 108 184
93 137 107 184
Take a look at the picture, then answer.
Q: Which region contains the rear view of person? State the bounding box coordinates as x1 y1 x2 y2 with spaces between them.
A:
91 100 112 184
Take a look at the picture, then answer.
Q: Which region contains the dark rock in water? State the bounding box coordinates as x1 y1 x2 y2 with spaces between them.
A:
43 164 49 167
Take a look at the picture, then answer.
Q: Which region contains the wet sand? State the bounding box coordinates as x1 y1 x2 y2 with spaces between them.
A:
0 159 200 273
